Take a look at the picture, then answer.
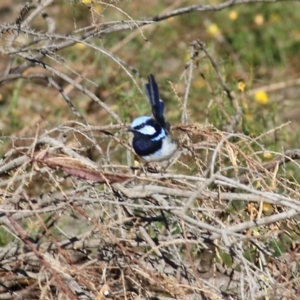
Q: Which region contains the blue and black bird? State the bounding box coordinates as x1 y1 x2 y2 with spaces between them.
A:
129 74 177 162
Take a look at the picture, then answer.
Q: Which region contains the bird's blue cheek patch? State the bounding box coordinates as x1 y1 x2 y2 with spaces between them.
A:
138 125 156 135
151 128 166 141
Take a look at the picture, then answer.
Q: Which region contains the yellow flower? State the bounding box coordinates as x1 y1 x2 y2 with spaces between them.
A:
263 151 273 159
254 90 269 105
263 203 273 213
74 42 88 50
237 81 246 92
207 23 221 37
254 14 264 26
229 10 238 21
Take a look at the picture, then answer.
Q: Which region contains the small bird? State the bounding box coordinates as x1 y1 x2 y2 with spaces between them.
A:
129 74 177 162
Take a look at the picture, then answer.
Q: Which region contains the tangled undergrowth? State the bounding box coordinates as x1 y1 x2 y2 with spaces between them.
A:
1 121 300 299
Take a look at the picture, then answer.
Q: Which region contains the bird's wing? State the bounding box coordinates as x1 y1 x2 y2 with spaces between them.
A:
144 74 170 131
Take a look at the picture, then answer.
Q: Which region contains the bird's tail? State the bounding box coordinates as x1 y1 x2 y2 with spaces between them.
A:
144 74 170 131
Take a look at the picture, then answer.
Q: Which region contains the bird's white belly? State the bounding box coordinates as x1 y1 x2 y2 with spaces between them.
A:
143 136 177 162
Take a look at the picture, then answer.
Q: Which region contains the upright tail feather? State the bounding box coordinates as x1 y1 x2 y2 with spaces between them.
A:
144 74 170 131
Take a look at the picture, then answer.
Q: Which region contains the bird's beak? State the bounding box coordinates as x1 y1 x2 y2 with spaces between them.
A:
126 127 134 133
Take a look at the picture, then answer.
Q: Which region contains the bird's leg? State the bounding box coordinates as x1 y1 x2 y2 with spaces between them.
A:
146 163 159 174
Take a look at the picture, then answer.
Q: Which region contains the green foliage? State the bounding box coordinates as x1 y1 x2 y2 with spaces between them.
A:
0 227 14 246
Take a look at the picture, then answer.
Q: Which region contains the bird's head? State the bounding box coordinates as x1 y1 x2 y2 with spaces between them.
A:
129 116 166 141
